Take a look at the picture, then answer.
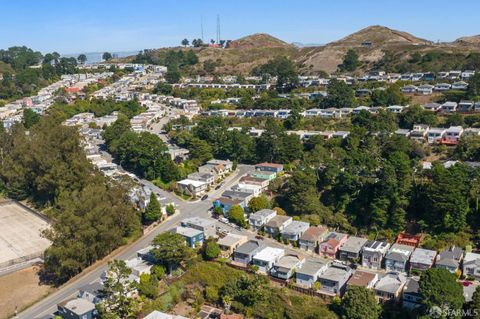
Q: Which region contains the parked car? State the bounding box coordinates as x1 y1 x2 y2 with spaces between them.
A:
201 194 209 200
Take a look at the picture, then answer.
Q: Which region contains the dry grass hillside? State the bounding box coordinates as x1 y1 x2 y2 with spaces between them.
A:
128 25 480 75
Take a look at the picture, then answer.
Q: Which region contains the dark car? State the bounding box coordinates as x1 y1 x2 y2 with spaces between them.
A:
201 194 209 201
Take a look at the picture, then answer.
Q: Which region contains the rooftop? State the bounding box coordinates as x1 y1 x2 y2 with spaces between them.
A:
300 226 329 242
275 254 304 269
249 209 276 220
266 215 292 228
297 258 331 276
340 236 368 253
281 220 310 235
218 233 248 248
319 263 351 282
173 226 203 238
347 270 378 287
58 298 95 315
374 272 407 294
410 248 437 265
176 179 207 188
253 246 285 262
182 217 216 228
235 240 263 255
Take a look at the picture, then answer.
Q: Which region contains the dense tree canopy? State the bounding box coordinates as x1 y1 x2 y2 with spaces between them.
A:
340 286 380 319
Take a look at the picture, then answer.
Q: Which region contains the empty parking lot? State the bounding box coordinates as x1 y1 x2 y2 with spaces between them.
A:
0 201 51 269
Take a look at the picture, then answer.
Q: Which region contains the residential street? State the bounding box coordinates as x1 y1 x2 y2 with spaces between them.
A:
17 165 253 319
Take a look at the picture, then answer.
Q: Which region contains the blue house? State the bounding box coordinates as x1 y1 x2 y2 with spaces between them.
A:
173 226 204 248
213 197 244 215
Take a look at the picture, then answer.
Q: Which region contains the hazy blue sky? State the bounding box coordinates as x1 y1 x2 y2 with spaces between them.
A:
1 0 479 54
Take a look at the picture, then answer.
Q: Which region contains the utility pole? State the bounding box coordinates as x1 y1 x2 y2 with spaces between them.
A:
216 14 221 44
201 16 204 42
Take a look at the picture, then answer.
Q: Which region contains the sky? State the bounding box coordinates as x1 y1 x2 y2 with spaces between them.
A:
1 0 480 54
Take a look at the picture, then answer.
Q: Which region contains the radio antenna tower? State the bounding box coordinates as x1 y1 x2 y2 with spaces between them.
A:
201 16 204 42
216 15 221 44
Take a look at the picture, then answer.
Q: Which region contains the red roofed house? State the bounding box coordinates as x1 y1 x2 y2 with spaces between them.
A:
395 232 421 247
66 87 81 94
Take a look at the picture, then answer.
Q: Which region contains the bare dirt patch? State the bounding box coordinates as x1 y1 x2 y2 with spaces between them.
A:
0 266 54 319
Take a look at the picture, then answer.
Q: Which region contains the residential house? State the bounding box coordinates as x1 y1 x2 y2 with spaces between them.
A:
280 220 310 242
239 175 270 189
213 197 244 214
176 179 207 197
187 172 215 186
395 129 411 137
173 226 204 248
401 85 417 94
299 226 329 252
333 131 350 139
249 170 277 181
374 272 407 302
417 84 434 95
252 247 285 273
410 124 429 142
347 270 379 289
458 100 475 112
423 102 442 112
264 215 293 236
409 248 437 271
386 105 405 113
221 190 254 208
207 159 233 172
78 282 104 304
402 277 422 310
233 240 264 265
271 254 305 280
181 217 216 238
338 236 368 262
427 128 447 144
441 101 458 113
319 232 349 259
318 263 353 296
255 162 284 174
362 240 391 270
443 126 464 144
434 83 451 91
218 233 248 258
452 81 468 90
385 244 415 272
295 258 331 288
435 246 464 273
57 298 98 319
231 183 262 196
395 232 421 247
143 311 189 319
463 252 480 280
249 209 277 230
464 128 480 137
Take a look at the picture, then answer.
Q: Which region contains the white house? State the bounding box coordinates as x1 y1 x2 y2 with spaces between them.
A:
252 247 285 273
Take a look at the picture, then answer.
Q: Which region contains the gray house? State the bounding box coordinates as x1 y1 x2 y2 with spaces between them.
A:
338 236 368 262
248 209 276 230
181 217 216 238
233 240 264 265
435 246 464 273
271 254 305 280
57 298 98 319
318 263 353 296
463 252 480 280
299 226 329 252
409 248 437 271
78 282 104 304
384 244 415 273
280 220 310 242
402 277 422 310
374 272 407 302
295 258 331 288
362 240 391 270
264 215 292 236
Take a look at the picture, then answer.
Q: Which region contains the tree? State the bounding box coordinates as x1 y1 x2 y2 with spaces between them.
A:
228 205 247 227
340 286 380 319
203 59 216 73
467 286 480 319
419 268 464 317
102 52 113 61
152 232 193 271
186 50 199 65
144 192 162 224
22 108 40 128
166 204 176 216
181 38 189 47
136 273 158 299
203 239 221 260
339 49 359 72
165 64 181 83
319 78 355 108
248 195 271 213
97 260 138 319
467 72 480 98
77 54 87 64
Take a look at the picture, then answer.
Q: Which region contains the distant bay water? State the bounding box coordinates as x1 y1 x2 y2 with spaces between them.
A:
62 51 139 64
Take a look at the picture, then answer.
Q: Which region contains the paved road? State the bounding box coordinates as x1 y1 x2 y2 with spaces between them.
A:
17 165 254 319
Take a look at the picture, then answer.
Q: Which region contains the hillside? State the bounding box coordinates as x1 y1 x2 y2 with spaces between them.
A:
227 33 294 49
129 26 480 75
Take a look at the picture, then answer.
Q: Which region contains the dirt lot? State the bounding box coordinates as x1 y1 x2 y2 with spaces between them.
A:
0 266 54 319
